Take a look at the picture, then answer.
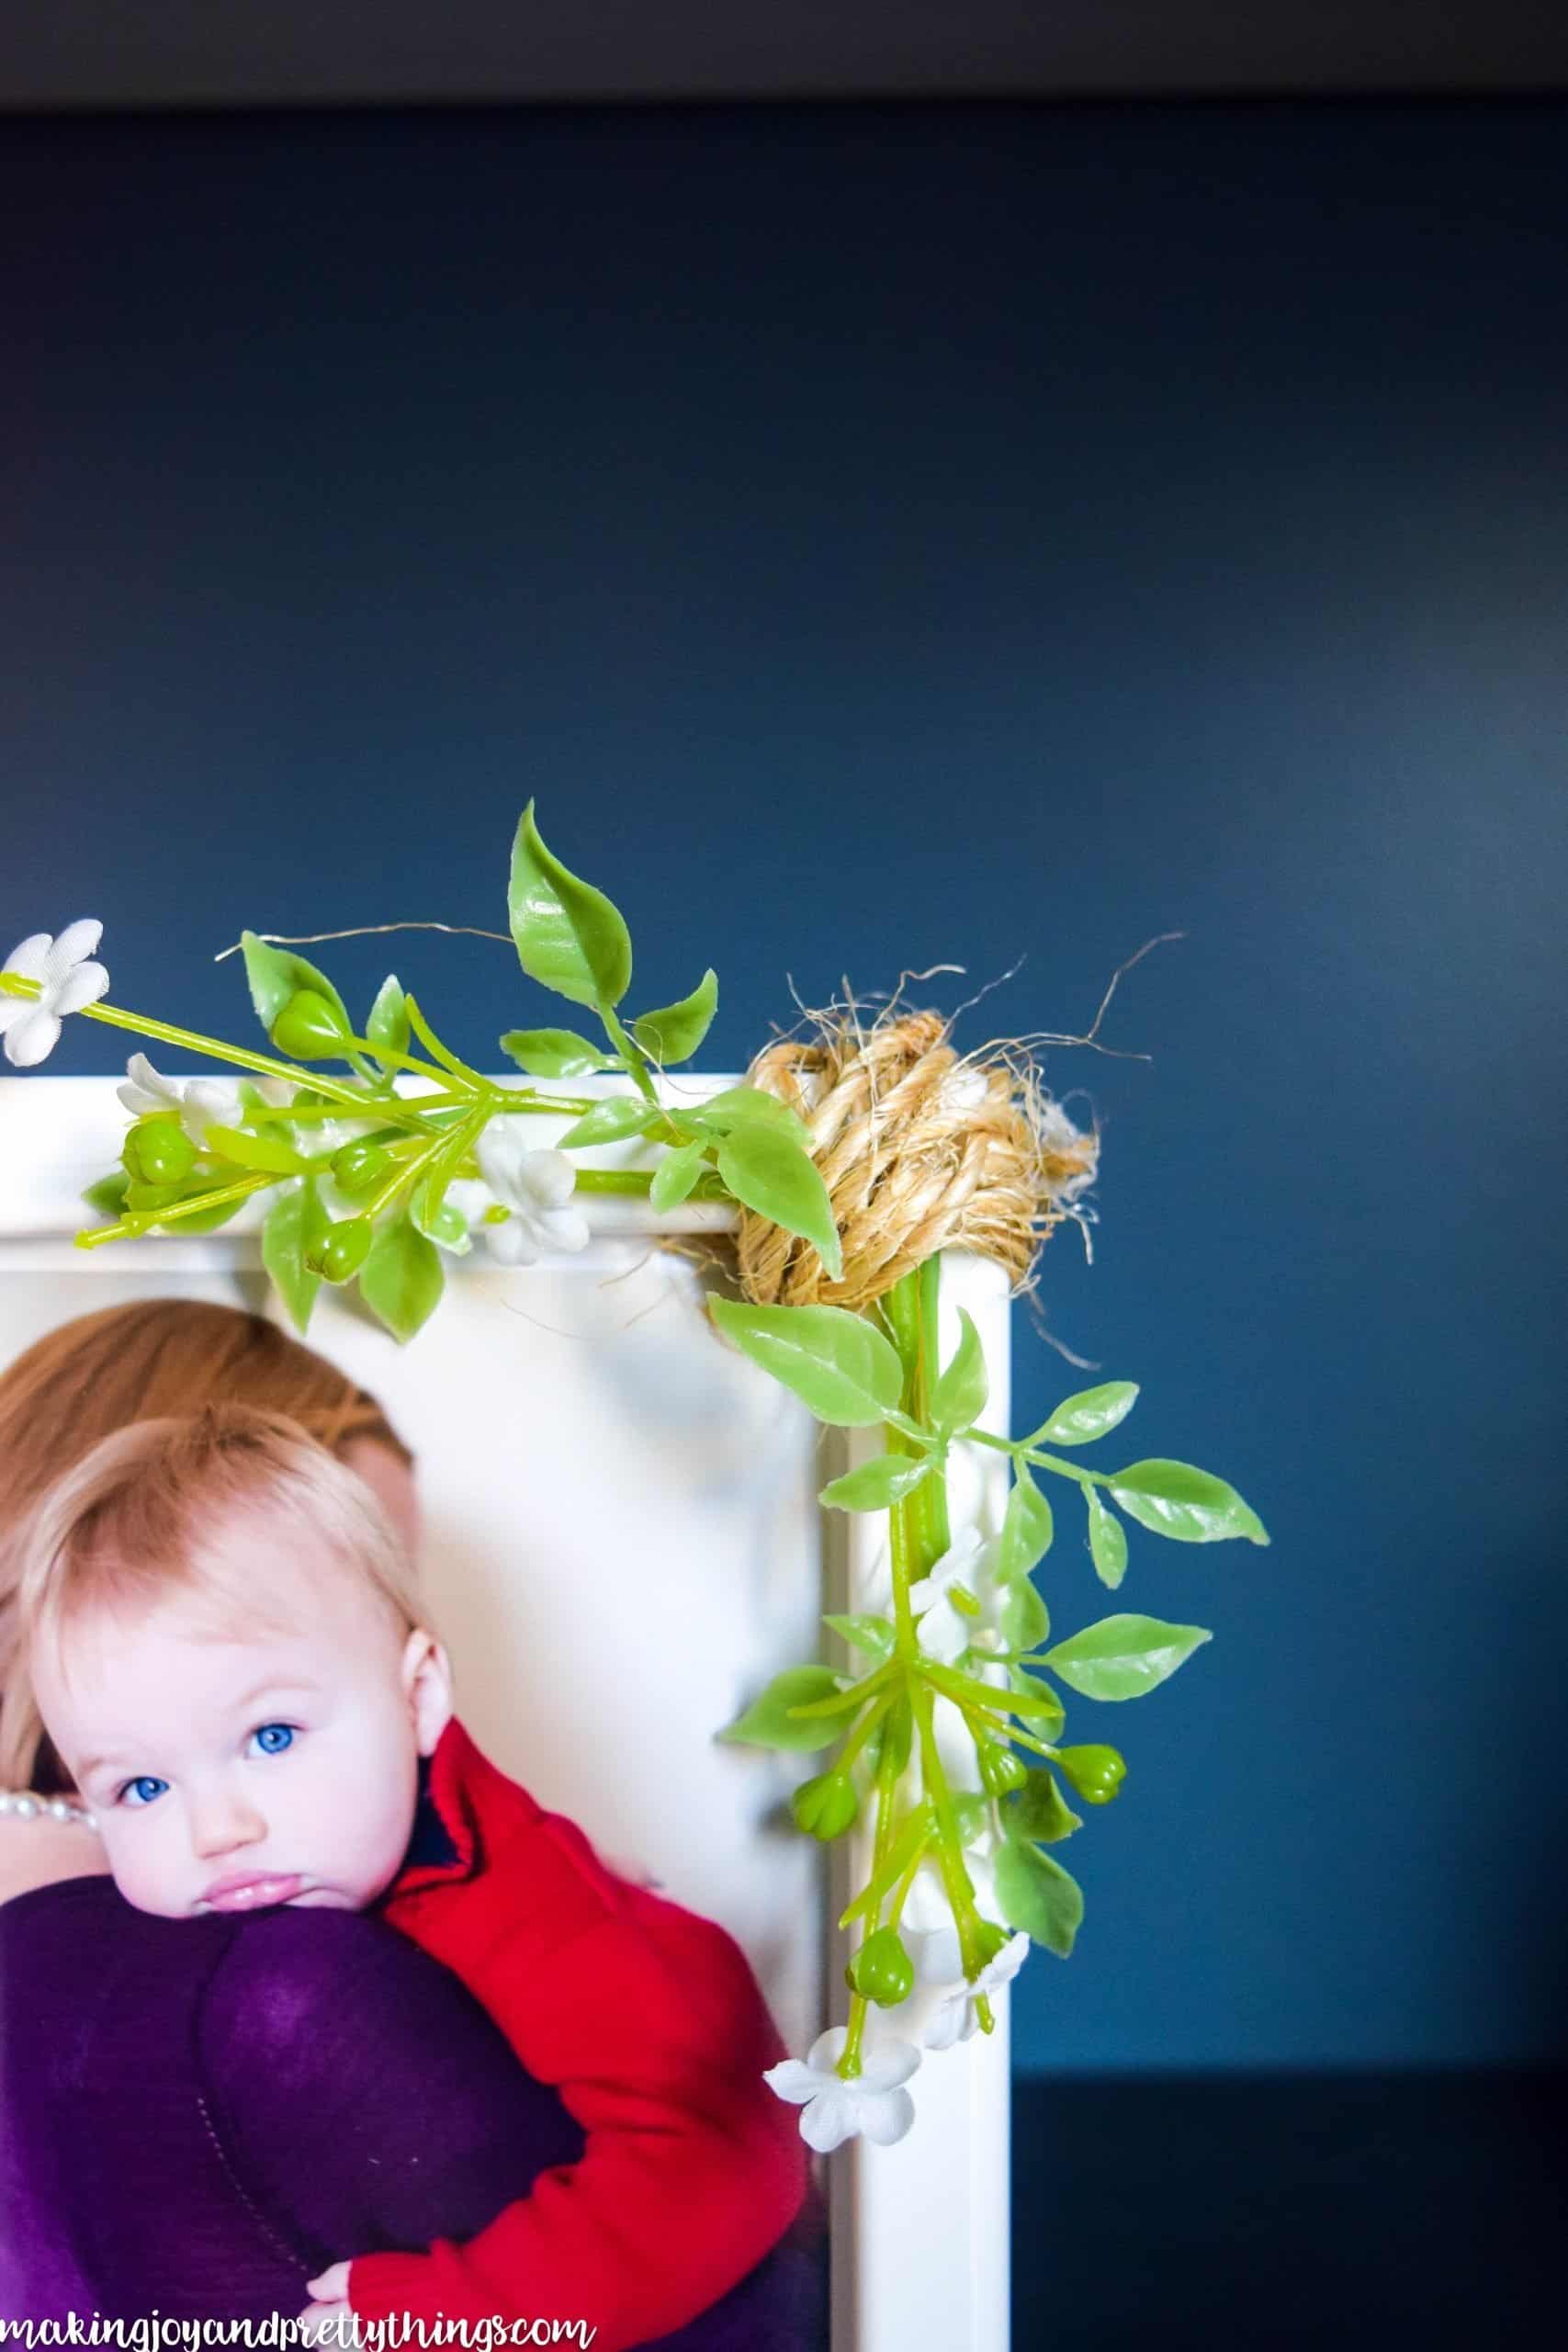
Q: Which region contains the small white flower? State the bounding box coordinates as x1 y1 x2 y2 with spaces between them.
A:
908 1526 1006 1666
918 1928 1031 2050
763 2026 920 2153
475 1120 591 1265
0 921 109 1068
116 1050 294 1144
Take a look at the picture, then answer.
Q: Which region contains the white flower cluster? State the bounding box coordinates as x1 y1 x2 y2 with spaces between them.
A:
763 1523 1032 2151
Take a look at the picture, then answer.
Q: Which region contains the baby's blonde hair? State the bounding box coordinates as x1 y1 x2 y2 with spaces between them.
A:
10 1403 434 1756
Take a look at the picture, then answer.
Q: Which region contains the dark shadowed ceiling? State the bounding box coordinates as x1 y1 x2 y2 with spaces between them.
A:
3 0 1567 110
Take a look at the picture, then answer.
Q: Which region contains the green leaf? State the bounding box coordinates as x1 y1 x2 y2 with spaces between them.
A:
1086 1487 1128 1590
1029 1381 1140 1446
716 1124 842 1282
1106 1459 1269 1545
499 1026 615 1079
1009 1666 1066 1739
157 1178 254 1236
930 1308 988 1438
411 1187 471 1255
199 1125 313 1176
687 1084 813 1150
82 1170 130 1217
262 1176 331 1338
707 1297 903 1427
1008 1768 1082 1846
508 800 633 1010
952 1791 990 1845
1042 1612 1212 1702
719 1665 848 1752
239 931 374 1082
366 975 411 1083
823 1613 896 1667
649 1138 707 1213
998 1465 1055 1580
632 968 718 1066
997 1571 1050 1655
555 1095 660 1150
357 1210 446 1345
994 1839 1084 1958
818 1452 936 1511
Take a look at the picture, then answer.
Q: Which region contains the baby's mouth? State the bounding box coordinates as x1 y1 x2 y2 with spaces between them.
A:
198 1872 306 1913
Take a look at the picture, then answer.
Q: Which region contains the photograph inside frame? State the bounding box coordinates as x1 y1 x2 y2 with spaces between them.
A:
0 1249 832 2346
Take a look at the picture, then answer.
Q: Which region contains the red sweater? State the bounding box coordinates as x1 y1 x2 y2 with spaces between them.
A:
345 1718 808 2344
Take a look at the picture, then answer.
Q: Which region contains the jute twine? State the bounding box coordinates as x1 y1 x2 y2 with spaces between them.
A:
730 1002 1100 1314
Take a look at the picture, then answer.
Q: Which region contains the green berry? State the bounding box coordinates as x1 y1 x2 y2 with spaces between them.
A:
305 1216 374 1283
978 1740 1029 1796
121 1117 196 1187
789 1770 859 1841
270 989 347 1062
331 1139 393 1197
1054 1745 1126 1804
848 1928 915 2007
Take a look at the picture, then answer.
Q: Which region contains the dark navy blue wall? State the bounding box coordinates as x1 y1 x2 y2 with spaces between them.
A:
4 101 1564 2079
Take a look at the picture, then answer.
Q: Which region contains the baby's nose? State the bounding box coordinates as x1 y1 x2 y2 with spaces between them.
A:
188 1785 267 1859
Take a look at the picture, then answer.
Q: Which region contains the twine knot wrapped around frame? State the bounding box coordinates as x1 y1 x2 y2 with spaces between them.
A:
732 1003 1100 1313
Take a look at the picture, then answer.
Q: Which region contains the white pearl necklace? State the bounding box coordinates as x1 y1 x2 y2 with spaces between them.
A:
0 1788 97 1828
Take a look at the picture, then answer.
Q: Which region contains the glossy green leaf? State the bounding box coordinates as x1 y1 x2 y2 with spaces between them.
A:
156 1178 254 1236
1029 1381 1140 1447
952 1791 991 1846
262 1176 331 1338
687 1084 813 1150
365 975 411 1083
998 1465 1055 1581
410 1186 471 1254
716 1124 843 1281
930 1307 988 1438
818 1452 936 1511
199 1125 312 1176
997 1571 1050 1655
649 1138 707 1213
81 1170 130 1217
632 968 718 1066
1008 1768 1082 1846
357 1210 446 1345
707 1297 902 1426
995 1838 1084 1958
1041 1612 1212 1702
555 1096 661 1149
822 1613 895 1667
1086 1487 1128 1589
498 1026 615 1079
718 1665 848 1752
1107 1459 1269 1545
508 800 633 1010
1008 1666 1066 1739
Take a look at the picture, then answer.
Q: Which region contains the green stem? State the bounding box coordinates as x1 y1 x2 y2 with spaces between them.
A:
960 1424 1109 1487
600 1006 661 1112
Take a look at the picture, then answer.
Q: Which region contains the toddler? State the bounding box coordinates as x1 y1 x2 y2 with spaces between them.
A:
15 1403 807 2347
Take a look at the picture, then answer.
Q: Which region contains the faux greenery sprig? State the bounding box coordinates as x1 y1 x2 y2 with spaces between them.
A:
0 806 1269 2154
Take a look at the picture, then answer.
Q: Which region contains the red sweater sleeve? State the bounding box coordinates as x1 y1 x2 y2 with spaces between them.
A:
347 1812 807 2346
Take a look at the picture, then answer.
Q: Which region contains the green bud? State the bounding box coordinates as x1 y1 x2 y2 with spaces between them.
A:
977 1740 1029 1796
1054 1744 1126 1804
789 1770 859 1841
270 989 348 1062
305 1216 374 1283
331 1139 394 1197
848 1927 915 2007
121 1117 196 1187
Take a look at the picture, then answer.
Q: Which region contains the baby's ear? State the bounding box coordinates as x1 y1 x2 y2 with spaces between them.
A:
400 1627 454 1755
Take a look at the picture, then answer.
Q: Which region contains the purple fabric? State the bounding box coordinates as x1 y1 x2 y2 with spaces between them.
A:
0 1875 827 2345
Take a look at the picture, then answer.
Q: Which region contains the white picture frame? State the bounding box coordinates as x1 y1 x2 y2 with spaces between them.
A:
0 1071 1010 2352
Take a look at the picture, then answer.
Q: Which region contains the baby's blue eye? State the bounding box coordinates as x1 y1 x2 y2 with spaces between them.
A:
118 1776 167 1808
250 1722 295 1757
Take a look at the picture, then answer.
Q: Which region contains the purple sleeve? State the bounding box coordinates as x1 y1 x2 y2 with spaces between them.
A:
197 1906 586 2278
